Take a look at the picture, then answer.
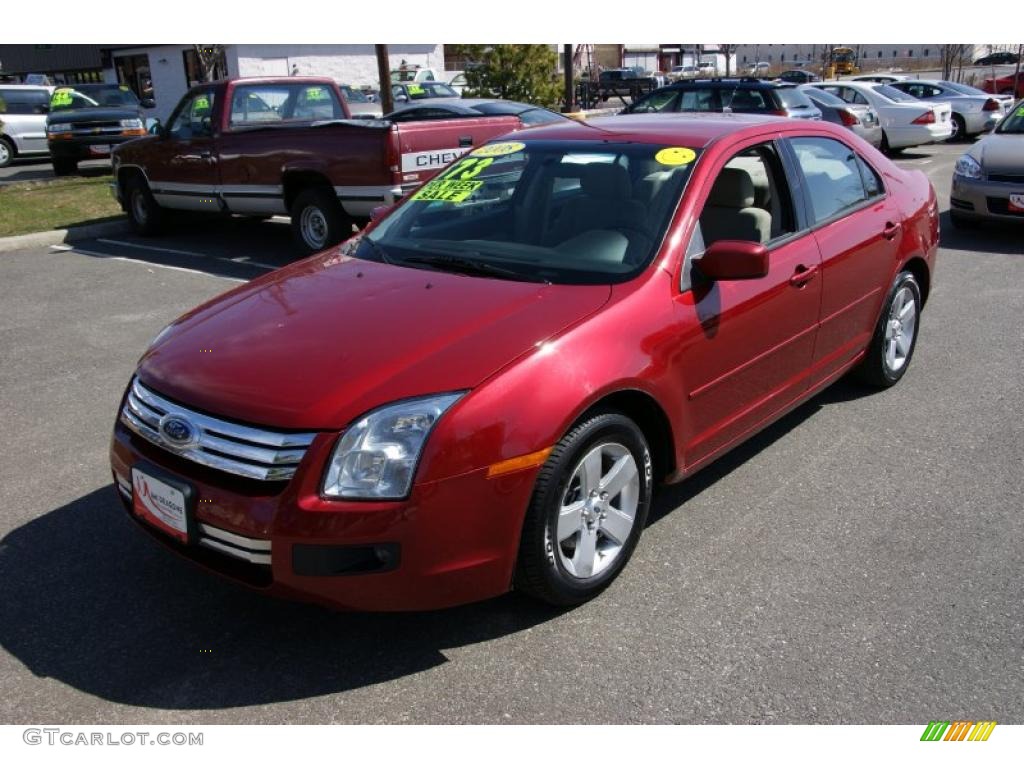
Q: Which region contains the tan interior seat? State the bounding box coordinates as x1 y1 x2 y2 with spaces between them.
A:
699 167 772 245
546 164 646 246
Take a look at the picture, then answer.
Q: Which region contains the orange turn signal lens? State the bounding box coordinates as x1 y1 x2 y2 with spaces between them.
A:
486 447 552 478
120 128 147 137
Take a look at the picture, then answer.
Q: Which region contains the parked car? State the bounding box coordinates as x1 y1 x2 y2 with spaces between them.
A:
814 80 953 152
110 77 523 253
974 51 1019 66
384 98 570 128
45 83 155 175
778 69 818 84
670 65 699 81
449 72 468 95
982 73 1024 99
697 61 717 76
849 73 910 84
949 101 1024 228
0 84 53 167
799 85 883 147
391 67 442 84
889 79 1010 141
337 83 382 119
110 113 938 611
624 79 822 121
391 80 459 104
748 62 770 76
598 68 659 102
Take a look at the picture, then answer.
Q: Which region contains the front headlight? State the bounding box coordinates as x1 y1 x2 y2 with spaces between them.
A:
120 118 143 129
322 393 465 500
953 154 982 179
47 123 72 133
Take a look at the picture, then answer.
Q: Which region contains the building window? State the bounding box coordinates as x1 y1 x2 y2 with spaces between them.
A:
114 54 153 101
182 47 227 88
877 51 882 58
892 50 897 58
923 48 930 57
907 49 914 58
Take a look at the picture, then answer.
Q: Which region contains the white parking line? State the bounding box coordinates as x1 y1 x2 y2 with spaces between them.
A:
96 239 206 258
66 247 247 283
229 256 280 269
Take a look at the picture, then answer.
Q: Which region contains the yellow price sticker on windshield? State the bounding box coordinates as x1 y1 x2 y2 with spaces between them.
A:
50 90 73 107
408 84 425 95
1016 106 1024 117
655 147 696 166
471 141 526 157
412 179 483 203
119 85 130 91
194 96 210 111
306 86 329 101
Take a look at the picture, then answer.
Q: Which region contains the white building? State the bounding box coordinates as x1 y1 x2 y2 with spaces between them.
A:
103 44 445 122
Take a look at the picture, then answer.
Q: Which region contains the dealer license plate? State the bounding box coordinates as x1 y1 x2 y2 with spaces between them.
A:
131 467 190 542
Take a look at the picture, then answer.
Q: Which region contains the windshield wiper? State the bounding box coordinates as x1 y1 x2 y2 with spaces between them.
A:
359 236 394 265
400 253 546 283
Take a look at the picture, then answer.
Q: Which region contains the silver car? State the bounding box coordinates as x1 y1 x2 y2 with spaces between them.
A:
799 85 883 147
890 80 1012 141
950 101 1024 227
0 85 53 167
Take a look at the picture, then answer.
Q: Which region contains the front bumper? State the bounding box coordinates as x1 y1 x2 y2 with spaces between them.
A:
48 134 138 162
109 417 538 612
950 174 1024 223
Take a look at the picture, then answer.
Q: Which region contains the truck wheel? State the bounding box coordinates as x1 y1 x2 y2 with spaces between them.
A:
290 188 348 254
0 137 14 168
52 158 78 176
125 176 164 236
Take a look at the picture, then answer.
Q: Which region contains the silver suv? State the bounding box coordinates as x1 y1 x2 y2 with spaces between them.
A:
0 85 53 167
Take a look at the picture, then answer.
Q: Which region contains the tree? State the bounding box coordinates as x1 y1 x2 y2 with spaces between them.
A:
453 45 562 108
193 45 226 82
940 44 968 81
719 44 735 77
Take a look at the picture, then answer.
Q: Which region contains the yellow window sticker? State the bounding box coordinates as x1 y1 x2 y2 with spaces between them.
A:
194 96 210 111
306 86 328 101
1016 106 1024 117
408 84 425 95
471 141 526 158
51 90 73 108
411 179 484 203
655 147 697 166
119 85 131 91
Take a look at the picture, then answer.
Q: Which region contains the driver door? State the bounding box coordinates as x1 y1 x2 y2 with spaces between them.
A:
147 88 220 211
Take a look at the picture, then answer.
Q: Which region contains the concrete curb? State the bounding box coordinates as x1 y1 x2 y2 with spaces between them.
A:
0 218 131 253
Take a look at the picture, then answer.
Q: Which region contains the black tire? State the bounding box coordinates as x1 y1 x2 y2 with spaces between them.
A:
124 175 164 236
515 411 653 607
52 158 78 176
950 211 979 230
855 270 922 388
290 187 349 255
948 113 966 143
0 137 14 169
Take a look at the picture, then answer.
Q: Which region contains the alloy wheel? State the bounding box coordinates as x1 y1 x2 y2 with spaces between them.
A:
884 285 917 373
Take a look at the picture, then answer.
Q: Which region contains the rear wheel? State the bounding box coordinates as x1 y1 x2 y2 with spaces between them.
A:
0 137 14 168
515 412 653 606
855 270 922 388
52 157 78 176
948 113 966 142
125 175 164 236
290 188 349 254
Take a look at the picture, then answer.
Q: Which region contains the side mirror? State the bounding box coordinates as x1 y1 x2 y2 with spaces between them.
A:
147 120 163 136
140 98 156 109
696 240 770 281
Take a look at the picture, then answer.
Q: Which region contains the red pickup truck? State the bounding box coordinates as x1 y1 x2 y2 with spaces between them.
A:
110 77 521 252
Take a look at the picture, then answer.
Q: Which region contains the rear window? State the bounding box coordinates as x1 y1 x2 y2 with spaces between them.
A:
775 88 812 109
873 84 918 103
228 83 344 126
802 87 847 107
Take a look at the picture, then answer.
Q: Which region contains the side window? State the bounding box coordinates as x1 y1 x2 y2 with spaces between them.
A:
679 89 716 111
856 155 885 198
631 90 679 113
293 85 342 120
168 91 215 139
695 142 797 251
790 137 869 223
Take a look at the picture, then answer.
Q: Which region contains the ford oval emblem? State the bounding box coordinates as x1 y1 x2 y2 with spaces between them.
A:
159 414 196 447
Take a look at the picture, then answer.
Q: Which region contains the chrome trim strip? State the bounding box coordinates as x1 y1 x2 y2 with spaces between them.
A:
198 538 272 565
119 377 316 481
198 523 272 552
116 475 132 498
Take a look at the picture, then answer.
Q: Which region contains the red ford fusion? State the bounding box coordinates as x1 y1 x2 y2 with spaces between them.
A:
110 114 939 610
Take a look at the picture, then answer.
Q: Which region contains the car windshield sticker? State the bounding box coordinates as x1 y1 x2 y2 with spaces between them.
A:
655 147 697 166
50 89 73 108
306 87 329 101
408 84 425 95
1016 106 1024 117
411 156 495 203
194 96 210 112
471 141 526 157
119 85 131 91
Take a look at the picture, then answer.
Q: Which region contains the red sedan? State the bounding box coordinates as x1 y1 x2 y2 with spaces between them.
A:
110 114 939 610
982 74 1024 99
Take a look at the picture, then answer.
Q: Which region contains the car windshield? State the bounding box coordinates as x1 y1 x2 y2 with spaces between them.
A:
339 85 369 103
50 85 139 111
995 105 1024 134
471 102 568 126
940 81 987 97
872 84 918 103
359 140 701 285
408 82 457 99
776 87 812 108
802 86 847 107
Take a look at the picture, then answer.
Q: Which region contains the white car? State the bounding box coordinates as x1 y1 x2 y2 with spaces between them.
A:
0 84 54 167
814 80 953 152
849 73 910 84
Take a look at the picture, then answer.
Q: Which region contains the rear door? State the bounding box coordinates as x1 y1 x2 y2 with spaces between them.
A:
784 135 902 385
673 136 823 465
146 86 221 212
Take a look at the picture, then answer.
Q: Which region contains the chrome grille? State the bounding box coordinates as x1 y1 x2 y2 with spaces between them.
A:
120 377 316 481
198 524 272 565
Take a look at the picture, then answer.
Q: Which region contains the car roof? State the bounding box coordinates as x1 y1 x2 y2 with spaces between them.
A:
497 113 795 148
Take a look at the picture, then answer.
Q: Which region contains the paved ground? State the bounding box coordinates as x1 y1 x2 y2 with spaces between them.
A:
0 156 110 186
0 141 1021 725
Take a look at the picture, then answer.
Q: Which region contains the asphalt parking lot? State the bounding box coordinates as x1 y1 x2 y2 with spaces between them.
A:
0 140 1021 725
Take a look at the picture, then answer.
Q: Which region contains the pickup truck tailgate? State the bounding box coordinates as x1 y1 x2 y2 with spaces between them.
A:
395 116 522 190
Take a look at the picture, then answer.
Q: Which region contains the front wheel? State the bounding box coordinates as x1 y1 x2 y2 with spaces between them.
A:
855 270 922 388
0 137 14 168
515 412 653 606
948 113 966 143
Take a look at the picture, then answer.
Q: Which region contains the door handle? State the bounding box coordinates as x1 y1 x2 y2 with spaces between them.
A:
882 221 901 240
789 264 818 287
458 135 473 147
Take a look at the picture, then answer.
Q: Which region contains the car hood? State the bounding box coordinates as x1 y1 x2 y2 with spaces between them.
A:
137 252 611 429
48 107 141 124
970 132 1024 173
